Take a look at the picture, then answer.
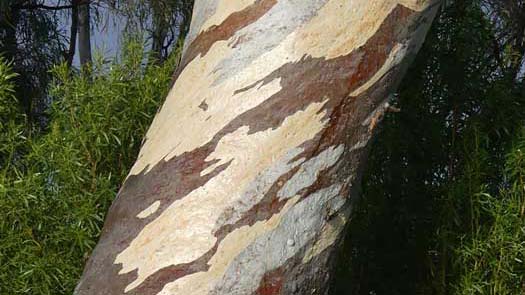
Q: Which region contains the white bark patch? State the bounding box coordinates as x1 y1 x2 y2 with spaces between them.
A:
136 201 161 219
302 213 347 264
182 0 219 53
115 101 329 292
211 0 328 85
349 139 370 153
214 147 305 229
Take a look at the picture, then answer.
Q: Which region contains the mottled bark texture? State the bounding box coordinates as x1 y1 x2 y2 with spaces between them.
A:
75 1 440 294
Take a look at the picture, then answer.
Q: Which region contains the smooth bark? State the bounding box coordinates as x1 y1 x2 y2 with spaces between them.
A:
75 1 441 294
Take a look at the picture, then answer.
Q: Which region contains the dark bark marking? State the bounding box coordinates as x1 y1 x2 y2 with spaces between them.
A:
199 100 209 111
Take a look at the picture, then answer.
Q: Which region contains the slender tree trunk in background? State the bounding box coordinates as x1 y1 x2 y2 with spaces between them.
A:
150 2 168 64
67 0 79 68
75 1 441 294
78 1 91 66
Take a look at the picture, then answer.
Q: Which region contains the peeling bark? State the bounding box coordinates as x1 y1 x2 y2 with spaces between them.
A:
75 1 441 294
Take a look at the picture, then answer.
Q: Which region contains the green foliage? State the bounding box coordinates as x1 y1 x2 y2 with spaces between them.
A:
450 132 525 295
0 57 26 175
0 41 179 295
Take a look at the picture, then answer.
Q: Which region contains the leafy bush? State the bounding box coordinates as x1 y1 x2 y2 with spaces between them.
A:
452 132 525 295
0 41 179 294
0 58 26 176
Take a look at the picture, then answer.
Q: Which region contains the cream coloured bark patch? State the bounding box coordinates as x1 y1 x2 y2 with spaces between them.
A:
277 144 344 200
129 43 283 175
129 29 299 176
115 101 329 292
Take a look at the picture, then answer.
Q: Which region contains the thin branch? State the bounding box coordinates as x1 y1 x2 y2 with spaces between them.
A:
14 0 90 11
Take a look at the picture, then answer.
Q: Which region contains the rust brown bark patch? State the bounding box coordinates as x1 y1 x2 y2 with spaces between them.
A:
254 268 284 295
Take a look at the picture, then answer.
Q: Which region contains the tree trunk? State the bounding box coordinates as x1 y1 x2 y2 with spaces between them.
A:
150 2 168 64
75 1 441 294
78 1 91 66
67 0 79 68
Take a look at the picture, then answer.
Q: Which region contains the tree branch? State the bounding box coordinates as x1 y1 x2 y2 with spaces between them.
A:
14 1 90 11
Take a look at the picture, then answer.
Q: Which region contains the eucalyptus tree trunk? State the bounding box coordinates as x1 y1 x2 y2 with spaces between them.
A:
75 1 441 294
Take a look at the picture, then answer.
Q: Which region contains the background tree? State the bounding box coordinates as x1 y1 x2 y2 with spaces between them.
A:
0 0 193 125
77 0 92 66
0 40 180 295
107 0 193 63
483 0 525 79
0 0 67 124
